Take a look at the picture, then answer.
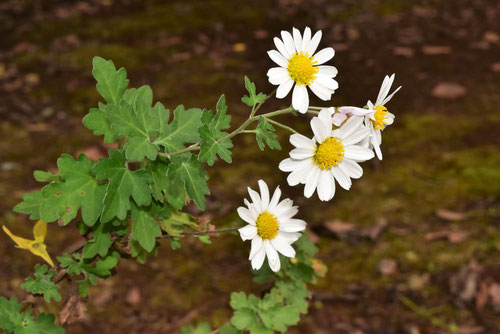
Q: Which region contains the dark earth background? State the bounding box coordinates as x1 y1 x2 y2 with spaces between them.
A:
0 0 499 333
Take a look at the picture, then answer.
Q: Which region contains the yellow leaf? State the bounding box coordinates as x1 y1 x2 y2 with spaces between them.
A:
2 220 54 267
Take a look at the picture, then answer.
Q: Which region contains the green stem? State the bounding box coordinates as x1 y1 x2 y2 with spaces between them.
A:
157 106 294 158
265 118 298 134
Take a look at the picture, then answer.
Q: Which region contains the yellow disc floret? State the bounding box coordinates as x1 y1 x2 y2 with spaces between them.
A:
372 105 389 130
313 137 345 170
287 51 318 86
256 211 280 240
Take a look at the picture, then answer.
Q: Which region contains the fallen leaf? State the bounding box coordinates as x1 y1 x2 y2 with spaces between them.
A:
436 209 467 221
483 31 499 43
491 62 500 72
359 218 388 240
126 287 141 305
378 259 398 276
432 83 467 99
448 231 469 243
475 281 489 310
422 45 452 55
232 43 246 52
488 283 500 311
60 294 87 325
393 46 414 57
457 326 485 334
325 220 355 236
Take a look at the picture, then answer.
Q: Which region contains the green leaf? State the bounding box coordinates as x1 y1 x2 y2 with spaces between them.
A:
219 324 240 334
57 254 83 275
255 117 281 151
21 265 61 303
147 161 186 210
107 86 162 161
249 327 273 334
13 191 43 220
181 322 212 334
131 204 162 252
160 212 200 236
93 150 152 223
83 107 117 144
198 126 233 166
92 56 128 105
230 292 250 310
274 280 309 314
0 296 22 332
242 76 267 107
154 105 203 152
270 305 300 331
82 222 112 259
34 313 65 334
85 250 120 277
57 154 106 226
168 155 209 210
0 297 64 334
231 308 258 331
33 170 60 183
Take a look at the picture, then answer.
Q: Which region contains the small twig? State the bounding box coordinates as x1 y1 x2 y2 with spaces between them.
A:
180 227 240 236
264 117 298 134
399 295 458 332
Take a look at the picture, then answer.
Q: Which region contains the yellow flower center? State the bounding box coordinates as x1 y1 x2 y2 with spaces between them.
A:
287 51 318 86
256 211 279 240
372 105 389 130
313 137 345 170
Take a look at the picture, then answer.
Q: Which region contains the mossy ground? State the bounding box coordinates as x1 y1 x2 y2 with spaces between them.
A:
0 0 499 332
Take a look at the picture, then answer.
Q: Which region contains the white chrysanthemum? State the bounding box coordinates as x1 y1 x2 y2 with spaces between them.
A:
279 109 374 201
267 27 338 114
238 180 306 272
364 74 401 160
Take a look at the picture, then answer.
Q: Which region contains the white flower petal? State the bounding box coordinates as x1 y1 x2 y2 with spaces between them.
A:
237 207 255 225
381 85 401 106
258 180 270 210
280 219 306 232
271 235 296 258
331 167 351 190
292 84 309 114
268 50 288 68
301 27 312 52
309 81 332 101
239 225 257 241
267 67 289 85
251 246 266 270
337 115 364 139
318 108 334 126
338 106 373 116
338 159 363 179
304 167 321 198
343 126 370 146
332 112 347 126
281 30 296 56
317 170 335 201
286 160 313 186
290 133 315 150
276 78 294 99
318 65 338 77
268 186 282 212
306 30 322 56
279 231 301 243
310 117 329 143
316 73 339 91
344 145 375 162
249 236 263 260
264 240 281 272
273 37 291 59
292 27 303 53
247 186 263 212
313 47 335 65
290 147 314 160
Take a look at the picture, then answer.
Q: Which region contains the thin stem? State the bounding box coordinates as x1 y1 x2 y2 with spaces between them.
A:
265 118 298 134
158 227 240 239
308 106 324 110
306 109 320 115
180 227 240 236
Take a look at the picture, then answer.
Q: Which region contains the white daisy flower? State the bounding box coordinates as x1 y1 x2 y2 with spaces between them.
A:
267 27 338 114
279 109 374 201
238 180 306 272
364 74 401 160
331 106 373 127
